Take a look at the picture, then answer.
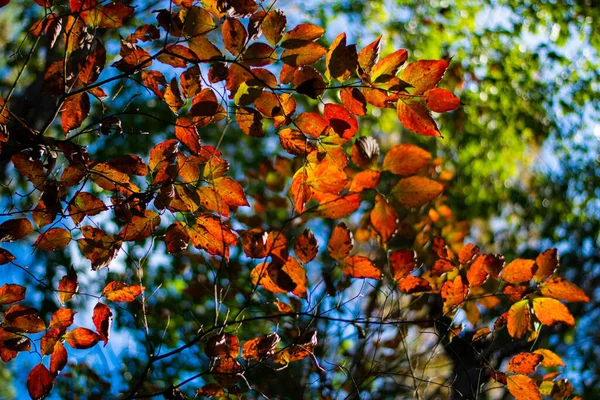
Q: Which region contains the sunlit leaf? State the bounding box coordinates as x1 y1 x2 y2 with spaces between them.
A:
281 23 324 45
507 300 531 338
458 243 480 265
165 222 190 254
294 229 318 263
242 332 280 360
340 255 382 280
349 170 381 193
534 248 558 283
4 304 45 333
502 259 536 284
205 333 240 359
466 254 490 286
50 342 68 375
281 41 327 67
400 59 450 95
271 330 318 364
212 177 249 207
397 275 432 294
539 277 589 302
422 88 461 112
189 214 238 258
390 176 443 207
33 228 71 251
533 349 565 367
532 297 574 326
102 281 144 302
262 9 286 45
294 65 326 99
27 363 54 400
340 87 367 116
507 374 542 400
507 352 543 374
119 210 161 241
0 284 26 304
390 249 417 280
0 218 34 242
370 195 397 242
316 193 361 219
397 99 440 137
324 103 358 141
325 33 357 82
65 327 100 349
92 302 112 346
441 275 468 308
358 36 382 75
371 48 408 80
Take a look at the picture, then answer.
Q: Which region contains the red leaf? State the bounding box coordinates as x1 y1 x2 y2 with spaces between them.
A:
175 117 202 155
390 249 417 280
534 248 558 283
422 88 461 112
281 23 324 45
400 59 450 95
92 302 112 345
27 363 54 400
33 228 71 251
4 304 45 333
165 222 190 254
324 103 358 141
212 177 249 207
397 99 440 137
188 214 238 258
507 352 543 374
65 327 100 349
441 275 468 308
61 92 90 134
50 342 68 375
49 308 76 329
382 144 431 175
205 333 240 359
294 112 329 138
102 281 144 302
0 284 26 304
398 275 432 294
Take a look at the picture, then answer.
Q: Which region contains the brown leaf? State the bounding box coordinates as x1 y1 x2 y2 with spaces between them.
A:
271 330 318 364
242 332 280 360
0 218 34 242
165 222 190 254
294 229 318 263
390 249 417 280
50 341 68 375
102 281 144 302
189 214 238 258
68 192 108 225
328 222 353 261
534 248 558 283
358 36 382 75
49 308 76 330
222 17 247 56
281 41 327 67
325 32 357 82
397 275 432 294
33 228 71 251
4 304 45 333
262 10 286 45
205 333 240 359
400 59 450 95
119 210 161 241
157 44 198 68
340 87 367 116
340 255 382 280
0 248 16 265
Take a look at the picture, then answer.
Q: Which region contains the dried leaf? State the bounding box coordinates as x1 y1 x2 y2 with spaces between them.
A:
294 229 318 263
502 259 537 284
33 228 71 251
534 248 558 283
507 352 544 374
0 218 34 242
242 332 280 360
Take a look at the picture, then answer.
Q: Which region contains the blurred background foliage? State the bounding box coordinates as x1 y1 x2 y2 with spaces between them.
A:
1 0 599 398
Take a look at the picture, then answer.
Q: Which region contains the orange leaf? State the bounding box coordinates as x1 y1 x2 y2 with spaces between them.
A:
507 352 544 374
92 302 112 346
539 277 589 302
507 374 542 400
50 341 68 375
157 44 199 68
397 99 440 137
328 222 353 261
180 65 202 98
279 128 316 156
49 308 76 329
251 257 307 298
382 144 431 175
371 48 408 80
62 92 90 134
212 355 242 387
27 363 55 400
0 218 34 242
316 193 361 218
33 228 71 251
0 284 26 305
305 160 348 194
349 170 381 193
242 332 280 360
212 177 249 207
507 300 531 338
294 229 318 264
242 42 276 67
358 36 382 75
533 349 565 367
119 210 161 241
165 222 190 254
205 333 240 359
340 255 382 280
370 195 398 242
422 88 461 112
532 297 574 326
501 259 536 283
164 77 184 114
390 249 417 280
294 112 329 138
397 275 432 294
197 383 225 398
282 23 324 45
325 32 357 82
391 176 443 207
467 254 490 286
271 330 318 364
400 59 450 95
441 275 468 308
266 230 289 264
65 327 100 349
534 248 558 283
431 259 455 276
102 281 144 302
175 117 201 155
340 87 367 116
68 192 108 224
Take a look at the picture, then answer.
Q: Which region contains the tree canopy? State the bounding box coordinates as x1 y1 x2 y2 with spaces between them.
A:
0 1 596 399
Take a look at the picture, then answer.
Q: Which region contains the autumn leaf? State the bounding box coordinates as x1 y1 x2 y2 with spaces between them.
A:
466 254 490 286
294 229 318 263
262 9 287 45
271 330 318 364
50 342 68 375
102 281 144 302
534 248 558 283
242 332 280 360
212 177 249 207
92 302 112 345
328 223 354 261
0 284 26 304
0 218 34 242
282 23 324 45
251 256 307 297
422 88 461 112
391 176 443 207
532 297 575 326
68 192 108 224
370 195 398 242
65 327 101 349
400 59 450 95
397 99 441 137
189 214 238 258
222 17 247 56
349 170 381 193
4 304 45 333
358 36 382 75
507 374 542 400
33 228 71 251
383 144 431 175
507 352 544 374
501 259 537 284
442 275 468 308
340 255 382 280
316 193 361 219
539 277 589 302
533 349 565 367
507 300 531 338
61 92 91 134
397 275 432 294
27 364 54 400
205 333 240 359
324 103 358 141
